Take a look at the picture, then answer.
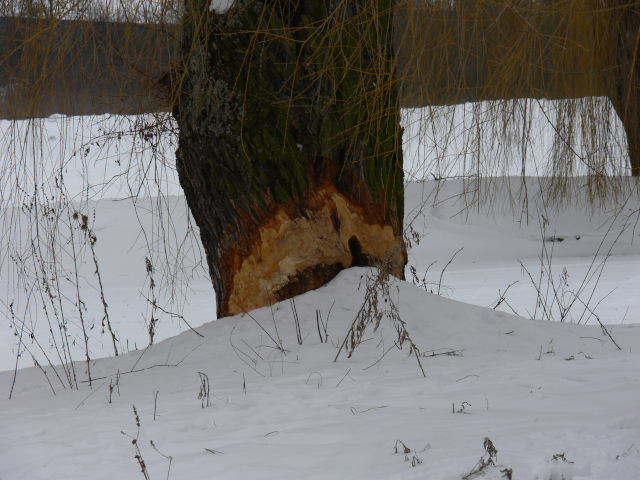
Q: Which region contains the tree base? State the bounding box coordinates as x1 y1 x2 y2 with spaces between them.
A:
221 184 405 317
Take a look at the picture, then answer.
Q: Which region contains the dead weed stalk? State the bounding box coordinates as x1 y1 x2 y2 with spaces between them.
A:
334 267 426 377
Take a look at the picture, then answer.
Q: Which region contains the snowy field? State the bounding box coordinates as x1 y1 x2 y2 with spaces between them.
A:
1 267 639 479
1 106 639 479
1 180 637 373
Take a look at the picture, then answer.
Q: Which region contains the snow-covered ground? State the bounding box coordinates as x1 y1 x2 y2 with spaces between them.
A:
404 179 640 326
1 178 637 373
1 107 639 479
1 267 639 479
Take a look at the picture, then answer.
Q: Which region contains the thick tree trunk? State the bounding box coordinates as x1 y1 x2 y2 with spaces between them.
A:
175 0 406 317
609 2 640 176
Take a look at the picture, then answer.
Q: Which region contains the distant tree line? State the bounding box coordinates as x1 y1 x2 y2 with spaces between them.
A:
1 1 637 174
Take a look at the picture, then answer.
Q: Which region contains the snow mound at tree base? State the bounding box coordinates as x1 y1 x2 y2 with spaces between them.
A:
1 267 639 479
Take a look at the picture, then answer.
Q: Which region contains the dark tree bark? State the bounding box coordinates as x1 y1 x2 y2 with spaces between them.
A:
609 1 640 176
174 0 406 317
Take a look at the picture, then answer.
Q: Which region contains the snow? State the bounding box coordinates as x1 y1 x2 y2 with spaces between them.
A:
2 178 636 373
404 179 640 325
1 105 639 478
210 0 235 14
401 99 629 180
1 268 639 479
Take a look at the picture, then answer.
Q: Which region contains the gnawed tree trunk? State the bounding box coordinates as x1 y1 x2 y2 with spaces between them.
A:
174 0 406 317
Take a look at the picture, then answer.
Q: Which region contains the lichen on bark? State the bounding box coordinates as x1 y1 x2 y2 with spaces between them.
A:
175 0 406 316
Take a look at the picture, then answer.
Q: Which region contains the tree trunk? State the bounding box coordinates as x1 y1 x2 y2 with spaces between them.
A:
609 1 640 176
174 0 406 317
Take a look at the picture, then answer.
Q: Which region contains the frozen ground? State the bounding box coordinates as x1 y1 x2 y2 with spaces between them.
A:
1 181 638 479
404 179 640 326
1 178 637 373
1 107 639 479
1 267 639 479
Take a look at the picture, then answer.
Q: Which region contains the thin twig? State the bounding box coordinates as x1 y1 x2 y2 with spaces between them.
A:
335 367 353 387
140 292 204 338
291 298 302 345
490 281 519 309
438 247 463 295
229 325 265 377
574 297 622 350
230 298 284 352
153 390 159 420
81 340 211 383
74 382 105 410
